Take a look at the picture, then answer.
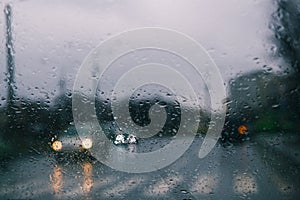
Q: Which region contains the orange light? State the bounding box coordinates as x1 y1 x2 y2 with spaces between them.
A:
238 125 247 135
52 141 63 151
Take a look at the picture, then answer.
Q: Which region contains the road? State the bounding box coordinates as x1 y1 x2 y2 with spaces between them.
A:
0 132 299 199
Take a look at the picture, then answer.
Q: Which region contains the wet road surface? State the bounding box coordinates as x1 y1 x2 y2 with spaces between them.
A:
0 132 299 199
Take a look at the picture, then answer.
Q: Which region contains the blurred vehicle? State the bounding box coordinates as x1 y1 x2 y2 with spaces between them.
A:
114 131 138 145
50 125 93 160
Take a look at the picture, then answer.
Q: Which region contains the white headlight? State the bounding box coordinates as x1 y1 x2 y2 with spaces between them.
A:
82 138 93 149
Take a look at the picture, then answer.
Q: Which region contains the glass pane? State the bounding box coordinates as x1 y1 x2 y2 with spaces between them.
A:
0 0 299 199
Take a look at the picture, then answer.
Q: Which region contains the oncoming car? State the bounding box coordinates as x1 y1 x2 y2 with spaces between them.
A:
50 125 94 160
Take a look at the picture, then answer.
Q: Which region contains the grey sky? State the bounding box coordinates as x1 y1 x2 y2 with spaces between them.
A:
0 0 281 105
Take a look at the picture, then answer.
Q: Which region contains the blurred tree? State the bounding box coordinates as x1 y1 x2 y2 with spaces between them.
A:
272 0 300 117
273 0 300 75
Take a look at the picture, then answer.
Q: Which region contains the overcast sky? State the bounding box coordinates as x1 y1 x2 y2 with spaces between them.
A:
0 0 282 105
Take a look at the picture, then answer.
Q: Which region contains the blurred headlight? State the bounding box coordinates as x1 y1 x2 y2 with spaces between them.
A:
52 140 62 151
82 138 93 149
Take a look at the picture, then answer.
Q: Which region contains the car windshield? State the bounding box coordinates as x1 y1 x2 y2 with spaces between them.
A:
0 0 299 199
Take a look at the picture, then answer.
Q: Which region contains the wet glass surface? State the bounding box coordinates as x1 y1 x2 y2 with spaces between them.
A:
0 0 299 199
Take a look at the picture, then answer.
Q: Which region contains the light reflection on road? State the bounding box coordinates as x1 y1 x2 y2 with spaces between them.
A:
82 162 93 194
50 161 94 199
232 143 258 195
233 173 258 195
190 175 218 195
50 165 63 197
144 175 183 197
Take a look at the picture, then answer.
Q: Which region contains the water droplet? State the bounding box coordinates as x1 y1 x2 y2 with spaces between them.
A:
180 189 188 194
